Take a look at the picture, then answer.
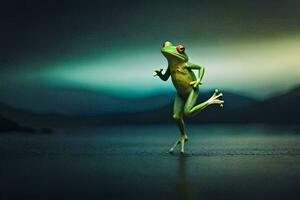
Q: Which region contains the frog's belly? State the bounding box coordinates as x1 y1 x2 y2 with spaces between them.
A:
171 74 194 99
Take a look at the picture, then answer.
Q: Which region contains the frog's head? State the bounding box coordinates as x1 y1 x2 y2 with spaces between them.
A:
161 41 188 63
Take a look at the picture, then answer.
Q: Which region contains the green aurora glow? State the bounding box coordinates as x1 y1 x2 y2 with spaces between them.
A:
5 34 299 99
1 0 300 101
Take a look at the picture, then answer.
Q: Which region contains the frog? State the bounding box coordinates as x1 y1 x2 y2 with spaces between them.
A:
154 41 224 154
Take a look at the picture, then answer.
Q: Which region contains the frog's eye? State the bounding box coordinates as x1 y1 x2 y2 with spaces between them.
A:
163 41 172 47
176 45 185 53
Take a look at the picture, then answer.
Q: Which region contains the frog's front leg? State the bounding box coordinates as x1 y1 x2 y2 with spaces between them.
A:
169 94 188 154
153 67 170 81
185 62 205 88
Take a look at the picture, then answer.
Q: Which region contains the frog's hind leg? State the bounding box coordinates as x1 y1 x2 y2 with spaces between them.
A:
169 94 188 154
184 89 224 117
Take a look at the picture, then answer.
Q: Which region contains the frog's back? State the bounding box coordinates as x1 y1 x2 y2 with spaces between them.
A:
170 64 197 99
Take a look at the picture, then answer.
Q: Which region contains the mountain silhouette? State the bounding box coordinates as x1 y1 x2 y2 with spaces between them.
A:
97 86 300 125
0 87 173 115
0 115 35 133
0 87 299 129
233 86 300 123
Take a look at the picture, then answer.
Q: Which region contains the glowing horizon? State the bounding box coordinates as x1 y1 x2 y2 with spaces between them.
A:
11 34 299 99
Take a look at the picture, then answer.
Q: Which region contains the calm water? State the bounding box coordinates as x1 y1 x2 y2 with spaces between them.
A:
0 125 300 200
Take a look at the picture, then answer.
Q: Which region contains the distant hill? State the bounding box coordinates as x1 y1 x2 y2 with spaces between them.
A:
190 86 300 123
97 86 300 125
55 89 260 125
0 87 173 115
0 102 76 128
0 89 257 128
0 87 299 129
0 115 35 133
234 86 300 123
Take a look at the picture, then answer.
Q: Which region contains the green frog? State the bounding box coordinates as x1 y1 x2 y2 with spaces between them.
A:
154 41 224 154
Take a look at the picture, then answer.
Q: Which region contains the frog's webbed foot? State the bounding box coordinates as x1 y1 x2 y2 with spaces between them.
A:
169 135 188 154
169 139 179 154
208 89 224 107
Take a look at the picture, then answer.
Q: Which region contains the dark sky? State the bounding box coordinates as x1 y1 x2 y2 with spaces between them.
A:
2 0 300 68
1 0 300 113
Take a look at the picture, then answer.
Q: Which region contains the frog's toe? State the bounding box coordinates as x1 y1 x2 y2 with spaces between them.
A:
215 93 223 99
189 81 196 85
213 99 224 105
212 89 219 97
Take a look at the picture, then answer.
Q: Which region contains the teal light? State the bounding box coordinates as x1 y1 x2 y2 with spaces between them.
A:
3 34 300 99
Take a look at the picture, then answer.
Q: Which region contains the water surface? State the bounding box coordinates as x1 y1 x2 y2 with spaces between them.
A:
1 125 300 200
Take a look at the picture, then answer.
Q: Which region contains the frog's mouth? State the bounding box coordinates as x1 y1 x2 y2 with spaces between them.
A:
161 49 188 61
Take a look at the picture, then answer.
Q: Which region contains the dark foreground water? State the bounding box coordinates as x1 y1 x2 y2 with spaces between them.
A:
1 125 300 200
